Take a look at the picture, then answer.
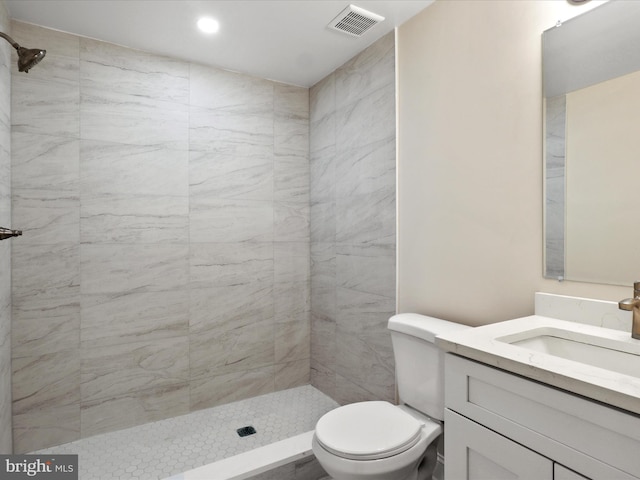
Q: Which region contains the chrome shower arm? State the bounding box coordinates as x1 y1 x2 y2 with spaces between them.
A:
0 31 19 50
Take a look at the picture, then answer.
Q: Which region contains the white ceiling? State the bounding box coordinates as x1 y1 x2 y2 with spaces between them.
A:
5 0 433 87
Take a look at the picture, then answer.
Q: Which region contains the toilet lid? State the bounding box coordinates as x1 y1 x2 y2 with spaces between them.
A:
315 401 424 461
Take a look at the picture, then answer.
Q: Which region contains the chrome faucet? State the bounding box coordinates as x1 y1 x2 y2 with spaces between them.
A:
618 281 640 340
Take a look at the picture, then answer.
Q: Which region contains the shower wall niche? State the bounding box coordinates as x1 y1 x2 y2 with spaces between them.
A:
10 21 310 453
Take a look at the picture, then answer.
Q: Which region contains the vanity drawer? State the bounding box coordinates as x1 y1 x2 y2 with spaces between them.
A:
444 353 640 479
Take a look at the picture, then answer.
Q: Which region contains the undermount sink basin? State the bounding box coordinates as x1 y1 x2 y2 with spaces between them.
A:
497 327 640 379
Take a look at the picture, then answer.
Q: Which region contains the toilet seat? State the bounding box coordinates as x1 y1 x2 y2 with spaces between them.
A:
314 401 425 461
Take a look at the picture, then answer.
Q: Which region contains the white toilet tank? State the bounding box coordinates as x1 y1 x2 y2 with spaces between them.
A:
388 313 470 421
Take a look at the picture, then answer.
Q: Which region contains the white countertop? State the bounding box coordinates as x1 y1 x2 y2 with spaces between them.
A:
436 315 640 416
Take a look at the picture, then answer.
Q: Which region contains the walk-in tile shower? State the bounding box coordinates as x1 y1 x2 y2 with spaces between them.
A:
0 4 396 477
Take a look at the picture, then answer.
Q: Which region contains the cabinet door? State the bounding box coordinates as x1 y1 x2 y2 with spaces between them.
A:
445 410 553 480
554 464 591 480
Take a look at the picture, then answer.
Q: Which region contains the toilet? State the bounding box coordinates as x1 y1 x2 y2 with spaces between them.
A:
312 313 470 480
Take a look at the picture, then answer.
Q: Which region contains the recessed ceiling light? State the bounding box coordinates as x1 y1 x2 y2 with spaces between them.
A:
197 17 220 34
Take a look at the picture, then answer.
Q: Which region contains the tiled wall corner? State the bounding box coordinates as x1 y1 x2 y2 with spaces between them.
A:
310 32 397 404
0 0 12 455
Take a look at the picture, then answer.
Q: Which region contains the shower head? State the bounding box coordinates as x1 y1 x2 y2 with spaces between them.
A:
0 31 46 73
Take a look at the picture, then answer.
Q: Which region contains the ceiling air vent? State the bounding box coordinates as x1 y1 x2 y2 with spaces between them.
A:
328 4 385 38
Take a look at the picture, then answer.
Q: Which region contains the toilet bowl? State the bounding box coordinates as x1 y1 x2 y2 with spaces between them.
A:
312 401 441 480
312 313 471 480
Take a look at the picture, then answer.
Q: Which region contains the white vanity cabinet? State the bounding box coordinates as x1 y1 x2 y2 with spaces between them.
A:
443 354 640 480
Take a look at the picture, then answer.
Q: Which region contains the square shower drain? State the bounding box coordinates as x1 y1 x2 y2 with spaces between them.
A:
236 426 257 437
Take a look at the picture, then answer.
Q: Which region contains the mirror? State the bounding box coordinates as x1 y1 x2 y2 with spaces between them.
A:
543 0 640 286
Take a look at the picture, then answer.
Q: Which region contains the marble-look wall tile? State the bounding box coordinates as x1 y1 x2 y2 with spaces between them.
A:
80 194 188 244
275 281 309 325
80 382 190 438
0 136 8 227
190 242 273 289
274 358 311 392
310 34 396 404
190 64 273 111
1 9 10 457
274 84 309 122
11 133 79 193
336 245 395 299
311 313 336 377
275 242 310 284
275 202 309 242
0 244 9 315
334 373 380 406
81 290 189 348
310 202 335 244
11 133 80 242
12 349 80 415
11 244 80 355
80 244 188 294
310 74 335 124
335 288 395 402
0 304 11 452
310 360 336 401
275 242 310 325
12 192 79 245
11 244 79 357
81 89 188 149
189 283 274 379
80 140 188 197
311 243 336 322
12 314 79 359
275 119 308 157
80 336 189 403
335 32 394 107
310 148 336 203
10 22 80 139
80 38 189 103
12 79 80 138
275 320 310 363
335 138 395 199
335 85 395 152
335 191 395 246
12 404 80 454
275 115 308 156
311 243 336 285
190 366 275 411
190 151 273 201
189 105 274 156
190 315 275 379
274 154 309 203
0 6 10 454
190 283 274 333
189 198 273 243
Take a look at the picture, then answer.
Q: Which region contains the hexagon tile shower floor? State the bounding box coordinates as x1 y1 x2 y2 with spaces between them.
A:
32 385 337 480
